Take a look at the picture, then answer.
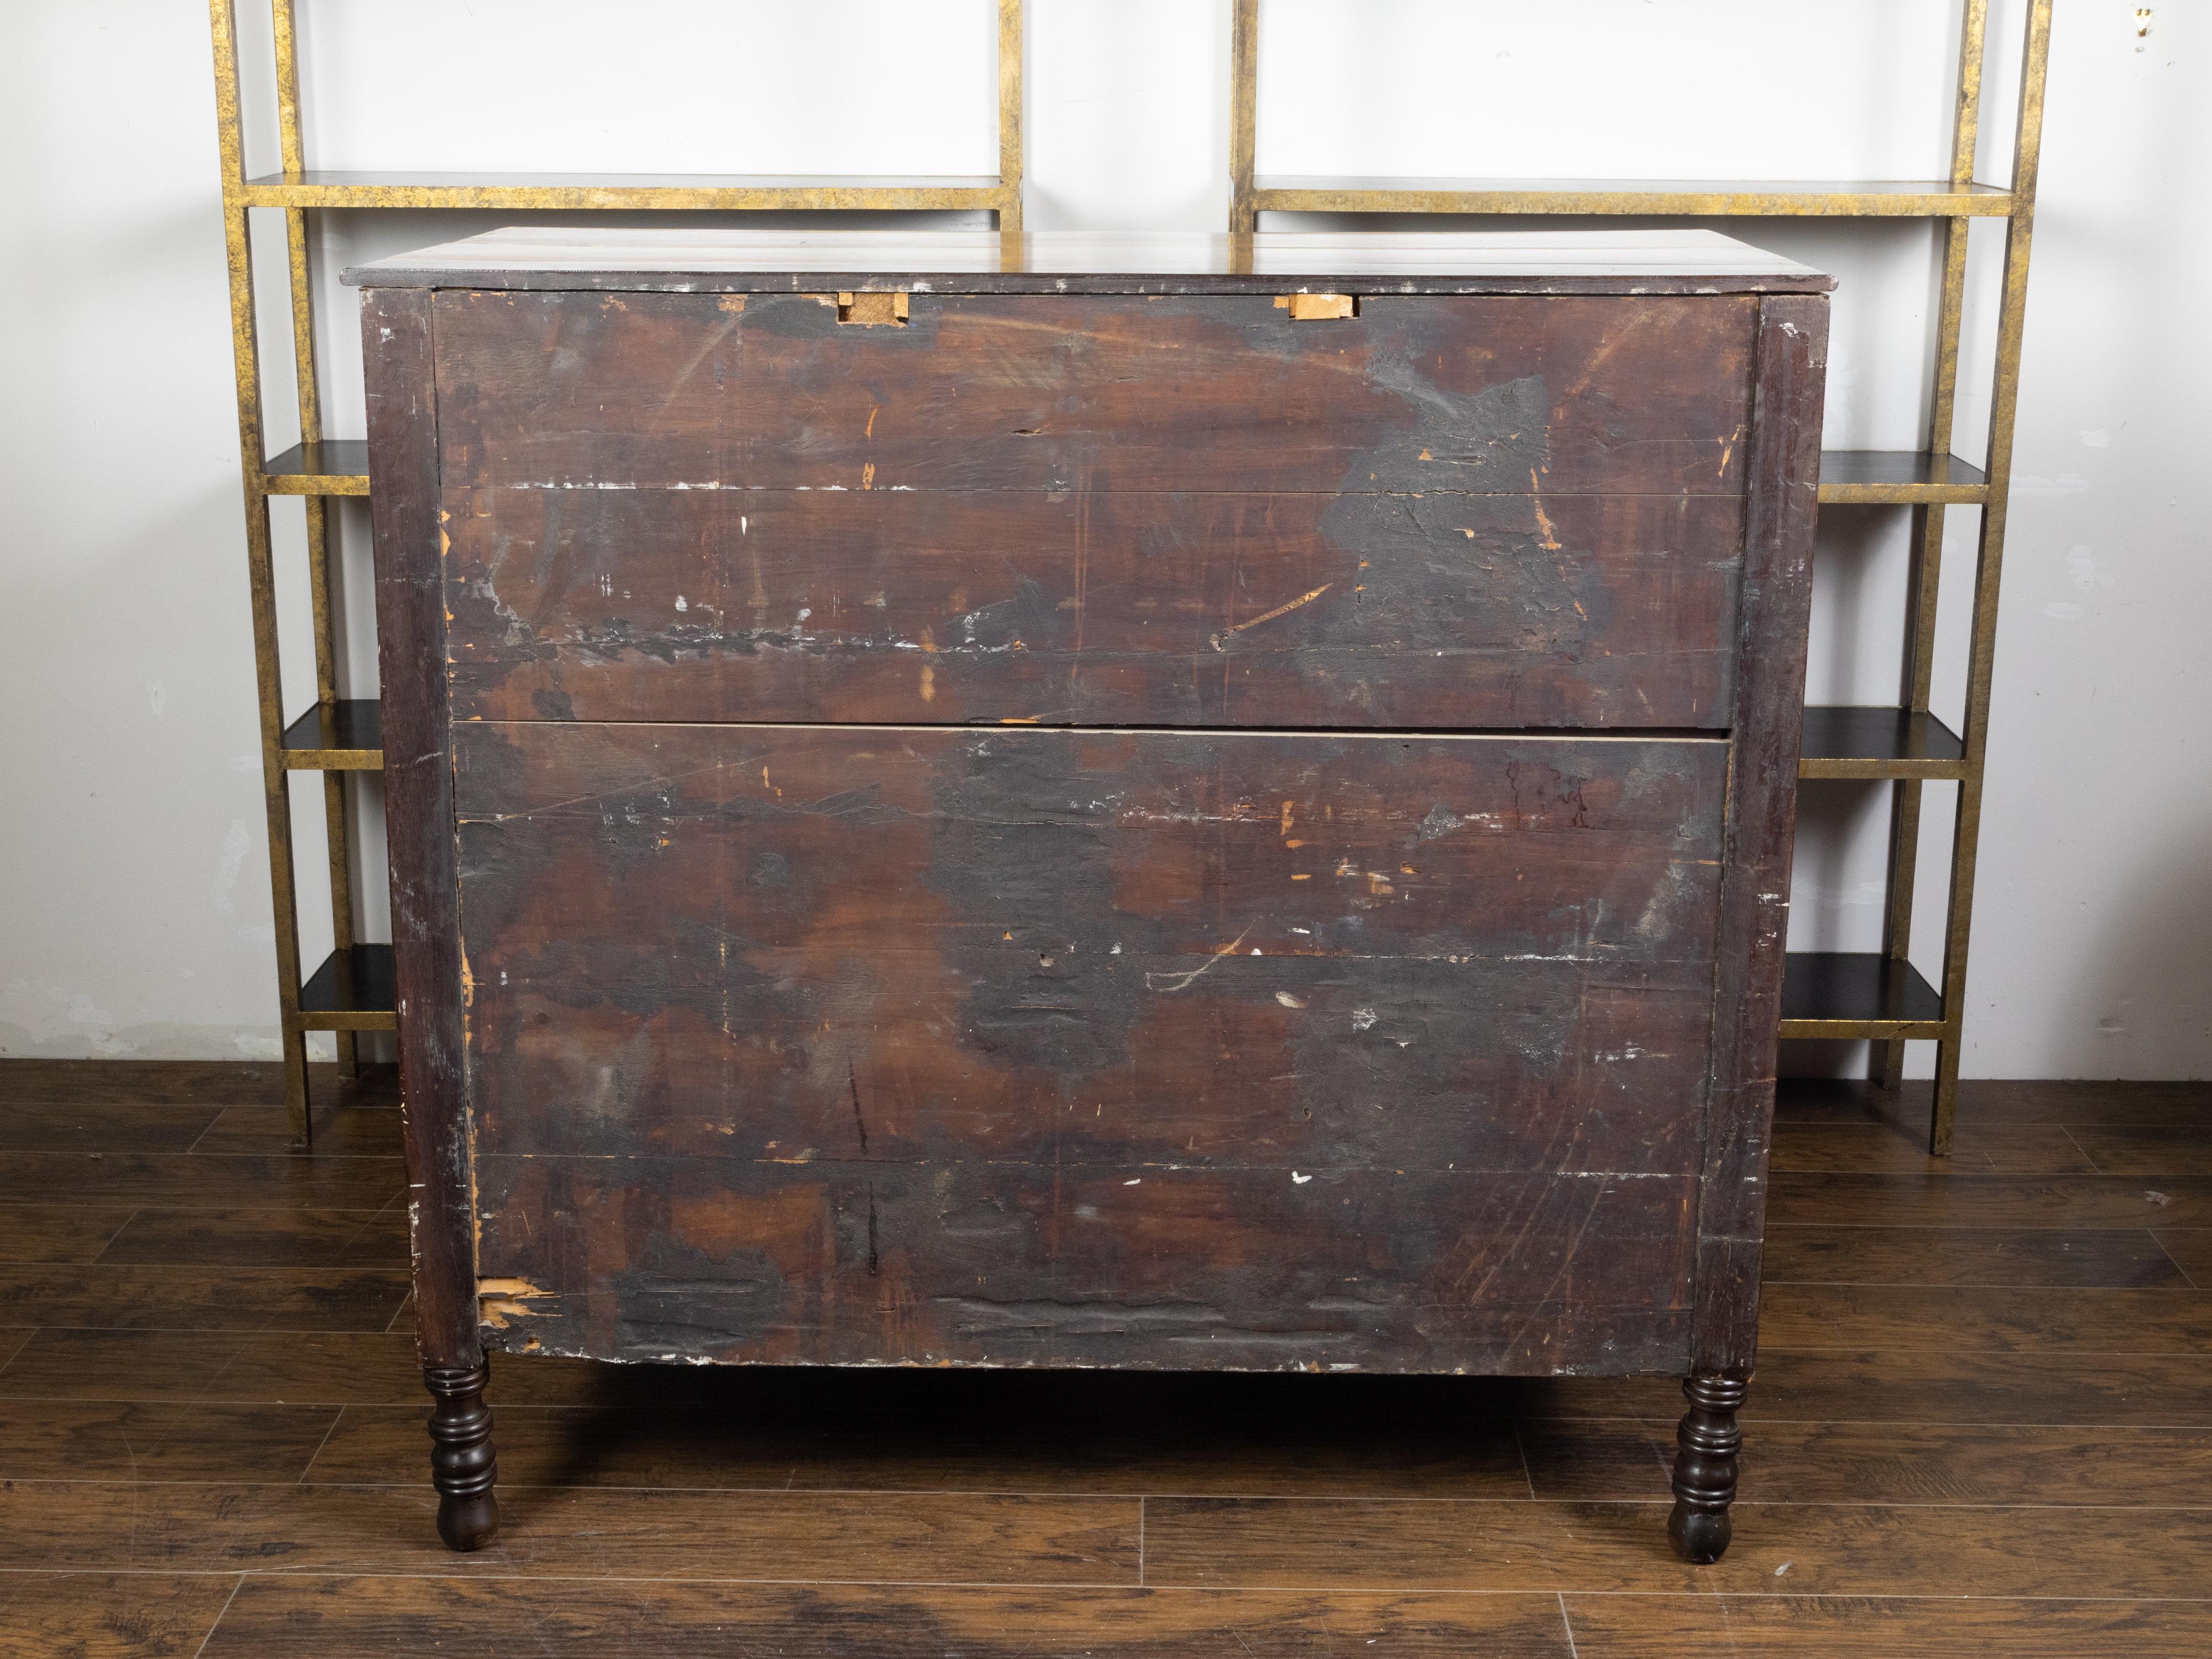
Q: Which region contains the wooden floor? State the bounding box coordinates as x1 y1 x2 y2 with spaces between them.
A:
0 1065 2206 1656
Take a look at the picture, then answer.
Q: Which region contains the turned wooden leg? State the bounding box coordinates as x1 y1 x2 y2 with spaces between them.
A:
425 1360 499 1551
1668 1373 1745 1564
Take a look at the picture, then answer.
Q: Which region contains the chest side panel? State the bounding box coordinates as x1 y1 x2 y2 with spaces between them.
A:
458 721 1723 1373
435 291 1753 731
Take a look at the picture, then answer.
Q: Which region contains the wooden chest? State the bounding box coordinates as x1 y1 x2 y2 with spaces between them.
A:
350 227 1830 1561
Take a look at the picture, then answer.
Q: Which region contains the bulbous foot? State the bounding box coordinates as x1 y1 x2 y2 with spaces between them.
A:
425 1360 499 1552
1668 1372 1746 1564
1667 1496 1731 1564
436 1489 501 1553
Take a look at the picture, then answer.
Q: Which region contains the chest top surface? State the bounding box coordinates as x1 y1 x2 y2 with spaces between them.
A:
342 225 1831 295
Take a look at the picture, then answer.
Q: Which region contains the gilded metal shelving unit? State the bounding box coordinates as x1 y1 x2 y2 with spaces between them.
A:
209 0 1027 1147
1230 0 2052 1154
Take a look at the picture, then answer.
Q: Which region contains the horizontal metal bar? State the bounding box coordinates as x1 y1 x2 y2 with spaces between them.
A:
240 171 1011 212
1251 177 2015 219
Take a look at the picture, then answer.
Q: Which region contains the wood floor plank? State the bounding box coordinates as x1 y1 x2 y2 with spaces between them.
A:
0 1482 1141 1585
0 1059 285 1106
0 1204 138 1265
0 1100 222 1155
1520 1418 2212 1504
201 1577 1575 1658
0 1152 403 1210
1447 1350 2212 1427
1561 1594 2212 1658
0 1400 341 1483
2152 1228 2210 1287
0 1571 243 1659
1768 1123 2093 1175
2070 1124 2212 1176
189 1107 404 1159
1768 1174 2212 1229
0 1330 255 1402
0 1265 411 1332
1776 1078 2212 1131
1141 1498 2212 1597
1760 1285 2212 1353
97 1209 408 1270
304 1400 1535 1498
1763 1224 2185 1286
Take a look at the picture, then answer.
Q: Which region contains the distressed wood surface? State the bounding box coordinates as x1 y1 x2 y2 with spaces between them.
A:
454 722 1726 1170
443 486 1746 729
474 1156 1697 1373
432 291 1758 498
361 289 476 1386
1687 295 1828 1379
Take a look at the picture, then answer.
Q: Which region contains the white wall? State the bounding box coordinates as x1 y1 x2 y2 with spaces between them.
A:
2 2 2203 1078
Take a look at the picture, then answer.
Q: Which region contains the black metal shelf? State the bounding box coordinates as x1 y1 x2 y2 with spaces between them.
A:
279 699 383 771
1780 952 1945 1041
262 439 371 497
1799 707 1966 780
295 944 397 1033
1818 448 1988 504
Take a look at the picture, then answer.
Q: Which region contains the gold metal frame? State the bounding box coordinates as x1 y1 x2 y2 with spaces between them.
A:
1229 0 2055 1154
209 0 1027 1146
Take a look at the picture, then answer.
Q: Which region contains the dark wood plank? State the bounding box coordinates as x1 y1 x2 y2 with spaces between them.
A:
363 283 474 1383
2153 1229 2211 1287
1141 1497 2212 1596
479 1156 1699 1373
0 1099 221 1154
1768 1174 2212 1229
0 1265 412 1332
1760 1285 2212 1352
1512 1349 2212 1427
458 721 1725 1171
1778 1078 2212 1131
0 1329 254 1402
1762 1225 2187 1287
0 1400 340 1482
434 290 1760 497
1768 1123 2094 1175
0 1481 1141 1584
2071 1125 2212 1176
1687 290 1827 1376
0 1152 402 1210
0 1572 242 1658
442 486 1746 729
1521 1418 2212 1504
1562 1594 2212 1658
189 1104 404 1158
205 1577 1576 1658
0 1328 597 1407
0 1204 138 1265
0 1059 283 1107
98 1208 409 1269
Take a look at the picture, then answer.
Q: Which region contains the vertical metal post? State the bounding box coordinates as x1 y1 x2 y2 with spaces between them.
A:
1875 0 1988 1096
1229 0 1259 233
995 0 1024 232
211 0 314 1147
273 0 357 1086
1929 0 2054 1154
